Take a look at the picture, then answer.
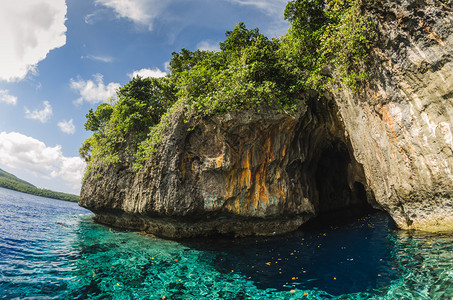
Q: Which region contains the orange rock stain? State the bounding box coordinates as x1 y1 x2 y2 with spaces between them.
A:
181 117 297 215
222 122 294 214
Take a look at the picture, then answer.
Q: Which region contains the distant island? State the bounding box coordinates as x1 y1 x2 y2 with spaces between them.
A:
0 168 79 202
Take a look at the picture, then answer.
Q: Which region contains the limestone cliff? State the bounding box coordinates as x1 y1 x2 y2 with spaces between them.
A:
81 95 374 238
331 0 453 231
80 0 453 238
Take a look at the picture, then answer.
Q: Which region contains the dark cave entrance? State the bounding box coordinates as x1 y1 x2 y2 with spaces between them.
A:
284 97 386 230
310 140 376 226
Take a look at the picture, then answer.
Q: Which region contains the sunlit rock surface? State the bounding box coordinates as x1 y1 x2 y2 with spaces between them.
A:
330 0 453 231
81 96 373 238
80 0 453 237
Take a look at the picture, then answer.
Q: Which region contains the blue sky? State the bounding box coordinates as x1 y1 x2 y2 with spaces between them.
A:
0 0 289 195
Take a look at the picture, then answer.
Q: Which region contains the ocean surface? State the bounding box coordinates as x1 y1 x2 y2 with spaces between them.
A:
0 187 452 299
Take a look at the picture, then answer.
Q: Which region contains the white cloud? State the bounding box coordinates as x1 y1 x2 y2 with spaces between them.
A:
81 55 113 63
0 0 67 82
228 0 288 36
70 74 120 105
0 131 86 191
93 0 287 38
0 90 18 105
128 68 167 79
58 119 76 135
84 13 97 25
24 100 53 123
196 40 220 52
94 0 164 30
228 0 286 16
164 61 170 72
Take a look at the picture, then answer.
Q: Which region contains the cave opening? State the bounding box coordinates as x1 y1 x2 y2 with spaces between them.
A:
308 140 377 227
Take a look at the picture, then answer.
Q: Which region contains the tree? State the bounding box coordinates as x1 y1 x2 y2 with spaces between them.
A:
84 103 113 132
282 0 374 91
113 76 177 133
169 49 215 74
284 0 328 34
219 22 260 52
80 76 178 168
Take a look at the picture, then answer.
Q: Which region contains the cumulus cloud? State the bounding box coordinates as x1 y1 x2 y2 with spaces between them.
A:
128 68 167 79
0 131 85 191
94 0 164 30
24 100 53 123
0 90 18 105
58 119 76 135
0 0 67 82
197 40 220 52
70 74 120 105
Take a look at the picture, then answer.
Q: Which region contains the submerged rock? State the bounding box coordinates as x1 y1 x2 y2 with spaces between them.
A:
80 0 453 237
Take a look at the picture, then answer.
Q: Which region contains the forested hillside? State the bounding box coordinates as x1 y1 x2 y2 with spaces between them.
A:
0 168 79 202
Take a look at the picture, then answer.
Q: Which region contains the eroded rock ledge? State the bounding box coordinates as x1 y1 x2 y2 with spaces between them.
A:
80 0 453 237
81 96 377 238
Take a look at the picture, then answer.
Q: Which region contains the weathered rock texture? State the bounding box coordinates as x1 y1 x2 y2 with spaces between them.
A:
80 0 453 237
330 0 453 231
81 96 374 238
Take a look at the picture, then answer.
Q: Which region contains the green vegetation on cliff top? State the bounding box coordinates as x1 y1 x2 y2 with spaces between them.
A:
0 168 79 202
80 0 375 174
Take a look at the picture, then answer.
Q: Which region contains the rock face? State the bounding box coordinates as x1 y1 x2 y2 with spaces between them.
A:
331 0 453 232
81 96 374 238
79 0 453 237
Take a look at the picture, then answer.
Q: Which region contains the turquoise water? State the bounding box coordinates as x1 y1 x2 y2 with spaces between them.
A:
0 187 452 299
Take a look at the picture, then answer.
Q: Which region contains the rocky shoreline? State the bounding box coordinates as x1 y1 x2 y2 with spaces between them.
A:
80 0 453 238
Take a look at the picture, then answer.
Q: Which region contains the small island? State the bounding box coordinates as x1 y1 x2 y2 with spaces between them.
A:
0 168 79 202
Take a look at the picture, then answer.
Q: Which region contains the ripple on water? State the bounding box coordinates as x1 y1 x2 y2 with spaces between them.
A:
0 187 452 299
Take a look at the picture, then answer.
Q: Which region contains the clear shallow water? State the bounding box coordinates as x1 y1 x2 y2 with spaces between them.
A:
0 187 451 299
